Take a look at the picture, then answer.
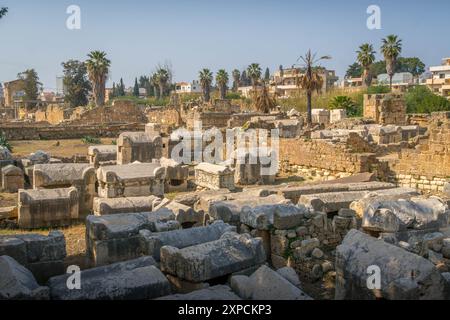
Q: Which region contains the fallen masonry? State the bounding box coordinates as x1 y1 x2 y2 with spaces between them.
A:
139 220 235 260
335 229 449 300
117 131 163 165
88 145 117 168
0 231 66 283
48 256 171 300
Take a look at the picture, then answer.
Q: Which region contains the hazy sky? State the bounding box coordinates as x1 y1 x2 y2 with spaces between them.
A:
0 0 449 90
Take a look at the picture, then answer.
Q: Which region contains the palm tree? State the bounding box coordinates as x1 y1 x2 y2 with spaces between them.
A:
247 63 262 90
85 51 110 107
381 35 402 90
296 50 331 125
199 68 213 102
155 68 169 98
150 73 159 99
356 43 376 87
232 69 240 92
216 69 229 100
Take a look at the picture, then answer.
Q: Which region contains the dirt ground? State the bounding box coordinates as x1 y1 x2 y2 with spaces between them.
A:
10 138 114 159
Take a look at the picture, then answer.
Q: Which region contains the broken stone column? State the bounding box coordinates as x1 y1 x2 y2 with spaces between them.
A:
33 163 96 216
18 187 79 229
0 231 66 284
88 145 117 168
335 229 448 300
86 208 179 266
1 165 24 193
194 162 235 191
160 232 266 283
0 256 49 300
117 132 163 165
93 195 161 216
139 220 235 261
48 256 171 300
97 163 165 198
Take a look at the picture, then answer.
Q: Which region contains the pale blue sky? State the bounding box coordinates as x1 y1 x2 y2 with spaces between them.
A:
0 0 449 90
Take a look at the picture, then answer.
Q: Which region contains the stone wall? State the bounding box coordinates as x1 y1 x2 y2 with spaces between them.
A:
35 104 74 125
389 121 450 191
0 123 144 140
279 136 378 175
363 94 407 125
186 111 232 129
146 106 181 127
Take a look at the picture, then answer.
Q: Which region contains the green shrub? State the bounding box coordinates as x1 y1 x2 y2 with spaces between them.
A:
81 136 101 144
405 86 450 114
367 85 391 94
0 134 12 152
329 95 362 117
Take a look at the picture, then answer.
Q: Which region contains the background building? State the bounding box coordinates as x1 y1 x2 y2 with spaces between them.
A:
426 57 450 98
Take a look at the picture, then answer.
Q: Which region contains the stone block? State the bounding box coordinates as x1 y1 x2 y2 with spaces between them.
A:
1 165 24 193
194 162 235 191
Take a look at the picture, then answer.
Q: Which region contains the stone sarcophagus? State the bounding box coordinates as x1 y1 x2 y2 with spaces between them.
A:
86 208 179 266
157 157 189 192
88 145 117 168
18 187 79 229
160 232 266 282
96 163 165 198
1 165 24 193
194 162 235 191
93 195 161 216
117 132 163 165
33 163 96 215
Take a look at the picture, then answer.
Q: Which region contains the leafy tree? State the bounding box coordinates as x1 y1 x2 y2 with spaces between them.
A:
264 67 270 83
367 85 391 94
111 82 117 98
345 63 363 78
61 60 91 107
396 57 425 78
155 68 170 98
17 69 42 109
370 61 387 77
199 68 213 102
0 7 7 19
405 86 450 114
381 34 402 89
231 69 240 92
151 73 159 99
240 70 249 86
296 50 331 124
329 96 360 117
86 51 111 107
356 43 376 86
216 69 229 100
133 78 139 97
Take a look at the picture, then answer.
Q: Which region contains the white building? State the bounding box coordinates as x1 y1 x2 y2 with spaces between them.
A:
426 57 450 98
175 80 201 94
377 72 414 92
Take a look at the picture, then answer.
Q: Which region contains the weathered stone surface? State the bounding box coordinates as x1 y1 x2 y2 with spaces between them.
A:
140 220 235 260
158 200 204 226
28 150 50 164
1 165 24 193
18 187 79 229
0 256 49 300
86 209 178 266
157 157 189 192
117 131 163 165
158 285 241 300
33 163 96 215
336 229 448 300
276 267 301 286
362 197 449 233
229 275 253 299
300 188 420 213
160 232 266 282
279 181 395 203
208 195 289 223
93 195 161 216
0 231 66 284
293 238 320 259
88 145 117 168
246 265 312 300
273 204 308 229
97 163 165 198
195 162 235 191
48 256 171 300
